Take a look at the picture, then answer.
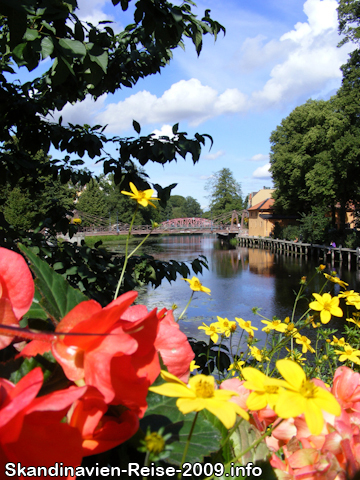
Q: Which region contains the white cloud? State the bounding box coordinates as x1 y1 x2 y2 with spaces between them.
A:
49 94 107 126
252 163 271 179
95 79 248 132
203 150 225 160
75 0 121 32
47 0 355 136
250 153 269 162
247 0 353 109
152 125 176 139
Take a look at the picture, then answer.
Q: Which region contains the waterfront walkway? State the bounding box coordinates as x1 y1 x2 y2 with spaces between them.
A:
238 236 360 269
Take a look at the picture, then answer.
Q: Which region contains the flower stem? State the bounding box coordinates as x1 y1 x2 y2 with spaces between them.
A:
177 291 194 322
114 206 137 299
178 412 199 479
142 451 150 480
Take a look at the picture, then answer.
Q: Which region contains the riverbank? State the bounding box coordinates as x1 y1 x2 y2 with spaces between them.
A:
238 235 360 269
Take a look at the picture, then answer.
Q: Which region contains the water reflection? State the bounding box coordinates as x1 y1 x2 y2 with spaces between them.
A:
134 235 360 346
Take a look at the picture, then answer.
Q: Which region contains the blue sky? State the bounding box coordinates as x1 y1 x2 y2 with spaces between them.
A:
11 0 355 209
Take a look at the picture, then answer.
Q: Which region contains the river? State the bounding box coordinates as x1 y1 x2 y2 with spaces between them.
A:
131 234 360 346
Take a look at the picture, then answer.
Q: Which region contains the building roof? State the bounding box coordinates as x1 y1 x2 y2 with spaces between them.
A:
247 198 275 211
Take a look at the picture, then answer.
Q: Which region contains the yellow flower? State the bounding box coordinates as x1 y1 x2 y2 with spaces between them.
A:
190 360 200 372
261 319 287 333
294 334 315 354
228 360 245 376
341 291 360 309
346 317 360 328
248 345 268 362
144 432 165 454
318 264 326 271
121 182 159 208
330 336 347 347
149 370 249 428
334 345 360 365
285 322 297 336
338 289 358 299
274 359 341 435
309 293 343 324
285 348 306 365
242 367 286 410
198 322 220 343
215 316 237 337
182 276 211 295
323 273 348 289
236 318 258 337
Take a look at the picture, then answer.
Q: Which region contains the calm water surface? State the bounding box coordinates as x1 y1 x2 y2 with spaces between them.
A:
133 235 360 345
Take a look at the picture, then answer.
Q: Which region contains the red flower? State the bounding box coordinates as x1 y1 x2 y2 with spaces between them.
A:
21 292 161 412
0 368 85 474
155 308 195 382
0 247 34 349
68 386 139 456
109 304 161 416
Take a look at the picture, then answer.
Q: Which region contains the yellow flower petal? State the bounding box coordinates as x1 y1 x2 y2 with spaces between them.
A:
149 383 195 398
304 399 324 435
275 390 306 419
276 359 306 391
313 388 341 417
320 309 332 324
246 391 268 410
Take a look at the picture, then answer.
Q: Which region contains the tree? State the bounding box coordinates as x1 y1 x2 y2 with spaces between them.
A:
270 99 337 217
0 140 77 232
0 0 223 299
76 178 108 223
205 168 243 217
338 0 360 47
0 0 224 242
270 94 360 233
183 196 202 217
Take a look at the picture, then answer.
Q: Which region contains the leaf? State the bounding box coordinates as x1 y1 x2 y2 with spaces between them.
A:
41 36 54 59
23 28 40 41
133 120 141 134
58 38 86 58
18 244 89 323
24 286 49 322
142 389 221 466
89 50 108 73
74 21 84 42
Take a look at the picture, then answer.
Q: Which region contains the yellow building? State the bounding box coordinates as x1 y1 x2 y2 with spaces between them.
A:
248 188 275 207
248 198 275 237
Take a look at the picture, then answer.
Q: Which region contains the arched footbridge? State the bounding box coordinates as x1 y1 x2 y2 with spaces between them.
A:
71 210 248 236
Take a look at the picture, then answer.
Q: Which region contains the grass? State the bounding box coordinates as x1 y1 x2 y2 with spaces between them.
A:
83 235 129 248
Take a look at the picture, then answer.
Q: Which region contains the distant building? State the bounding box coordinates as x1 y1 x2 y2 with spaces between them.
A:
247 188 299 237
248 198 275 237
248 187 275 208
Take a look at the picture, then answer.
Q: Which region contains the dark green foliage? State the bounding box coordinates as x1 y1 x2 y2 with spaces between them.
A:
0 0 221 296
270 100 336 216
0 0 224 242
300 206 332 244
281 225 301 242
270 95 360 233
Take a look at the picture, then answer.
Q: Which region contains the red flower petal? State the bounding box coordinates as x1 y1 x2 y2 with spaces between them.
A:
0 247 34 319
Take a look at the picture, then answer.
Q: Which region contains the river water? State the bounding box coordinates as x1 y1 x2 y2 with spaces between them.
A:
132 234 360 346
